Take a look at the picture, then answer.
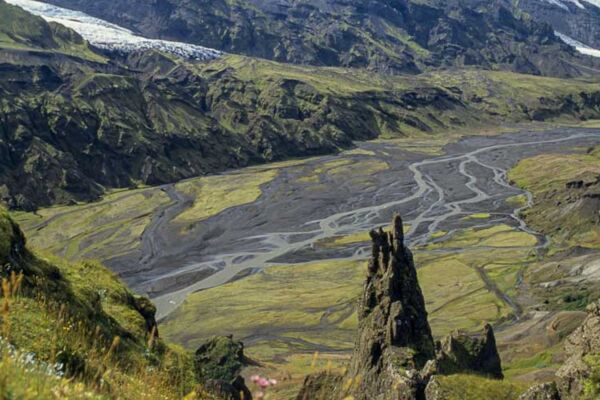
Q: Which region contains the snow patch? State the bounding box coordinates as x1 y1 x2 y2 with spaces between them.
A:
4 0 221 60
542 0 600 10
556 31 600 57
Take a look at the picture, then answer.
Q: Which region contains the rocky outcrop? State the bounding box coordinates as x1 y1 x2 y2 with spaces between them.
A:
131 294 159 336
298 214 505 400
342 214 434 400
555 301 600 399
520 301 600 400
518 383 561 400
194 335 253 400
434 324 503 379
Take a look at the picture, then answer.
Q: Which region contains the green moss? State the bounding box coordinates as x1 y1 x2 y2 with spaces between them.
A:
194 336 245 383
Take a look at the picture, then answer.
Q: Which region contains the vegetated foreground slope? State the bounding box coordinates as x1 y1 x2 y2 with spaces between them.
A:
0 208 203 399
36 0 595 76
3 0 600 210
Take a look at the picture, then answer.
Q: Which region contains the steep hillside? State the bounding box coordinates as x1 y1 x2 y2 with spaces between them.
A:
0 208 203 398
36 0 589 76
508 146 600 250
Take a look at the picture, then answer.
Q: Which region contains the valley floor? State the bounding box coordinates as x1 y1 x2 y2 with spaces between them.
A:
12 124 600 398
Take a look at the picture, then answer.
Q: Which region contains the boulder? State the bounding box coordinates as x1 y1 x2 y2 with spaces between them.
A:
518 383 561 400
194 335 253 400
434 324 503 379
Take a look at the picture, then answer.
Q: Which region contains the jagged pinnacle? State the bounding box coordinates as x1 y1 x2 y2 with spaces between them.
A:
393 213 404 250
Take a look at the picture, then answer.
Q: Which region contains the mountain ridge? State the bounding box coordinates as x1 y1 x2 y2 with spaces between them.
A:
32 0 595 77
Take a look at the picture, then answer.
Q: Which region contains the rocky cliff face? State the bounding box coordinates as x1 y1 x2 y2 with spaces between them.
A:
433 324 503 379
298 215 504 400
520 301 600 400
518 0 600 48
39 0 590 77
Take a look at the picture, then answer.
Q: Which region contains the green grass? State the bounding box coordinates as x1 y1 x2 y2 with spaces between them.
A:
503 350 557 379
174 168 277 224
0 209 201 399
298 158 389 184
463 213 491 220
13 187 171 261
161 259 365 400
508 151 600 249
505 194 528 208
161 259 365 353
418 252 514 335
0 346 105 400
426 224 538 250
430 374 528 400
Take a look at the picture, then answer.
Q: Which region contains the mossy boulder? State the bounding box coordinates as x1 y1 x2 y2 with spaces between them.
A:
194 335 252 400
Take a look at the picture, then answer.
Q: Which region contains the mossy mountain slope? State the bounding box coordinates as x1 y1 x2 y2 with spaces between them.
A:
40 0 591 77
3 1 600 210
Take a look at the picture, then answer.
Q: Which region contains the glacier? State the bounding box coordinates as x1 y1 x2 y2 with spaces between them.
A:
556 31 600 58
5 0 222 61
542 0 600 10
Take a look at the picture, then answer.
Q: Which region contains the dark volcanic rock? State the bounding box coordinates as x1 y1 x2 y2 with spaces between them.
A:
194 335 253 400
297 214 508 400
555 301 600 399
343 215 434 399
434 324 503 379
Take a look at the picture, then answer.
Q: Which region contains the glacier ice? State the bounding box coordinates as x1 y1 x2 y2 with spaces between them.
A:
556 31 600 58
542 0 600 10
5 0 222 61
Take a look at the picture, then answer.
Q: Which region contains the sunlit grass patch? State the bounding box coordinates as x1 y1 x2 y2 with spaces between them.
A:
430 230 448 239
174 169 277 224
418 255 511 335
318 224 411 248
298 159 388 184
505 194 528 208
463 213 491 220
429 374 528 400
426 224 537 249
